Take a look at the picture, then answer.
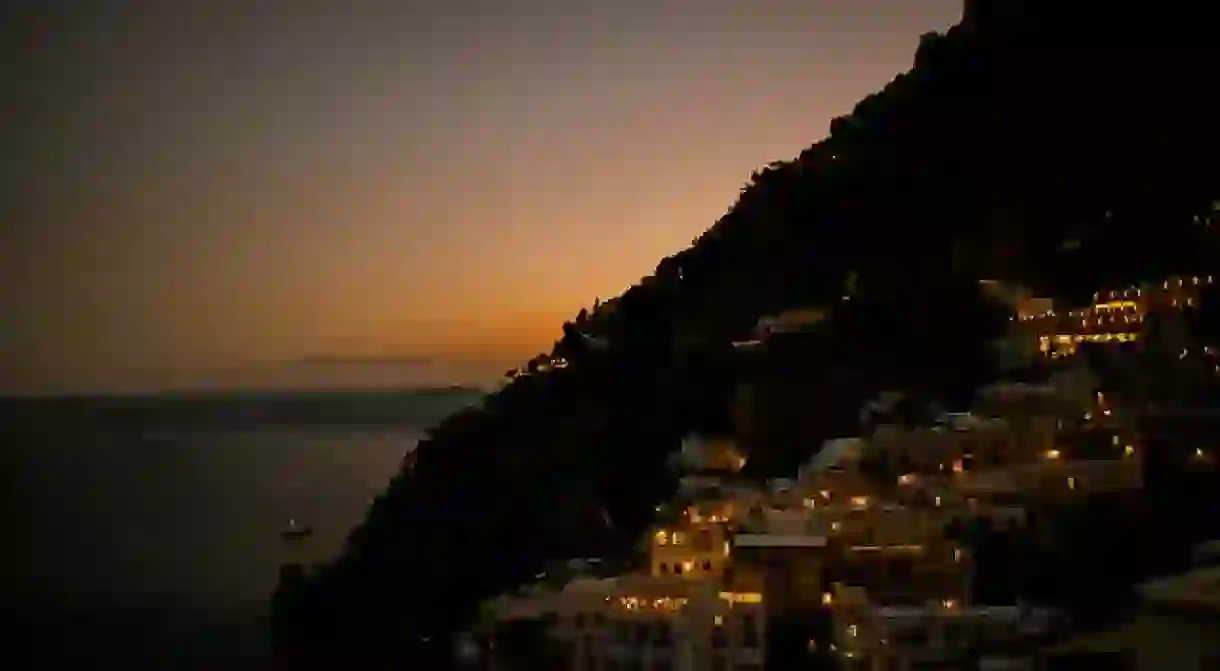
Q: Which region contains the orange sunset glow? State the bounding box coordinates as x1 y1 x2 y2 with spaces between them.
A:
2 0 963 394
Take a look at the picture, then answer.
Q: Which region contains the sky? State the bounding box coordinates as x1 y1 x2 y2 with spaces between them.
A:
2 0 963 394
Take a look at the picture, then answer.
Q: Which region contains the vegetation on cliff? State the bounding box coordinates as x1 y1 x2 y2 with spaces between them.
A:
273 2 1220 666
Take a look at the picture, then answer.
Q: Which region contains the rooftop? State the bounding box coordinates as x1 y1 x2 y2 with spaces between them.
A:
1139 566 1220 615
734 533 828 548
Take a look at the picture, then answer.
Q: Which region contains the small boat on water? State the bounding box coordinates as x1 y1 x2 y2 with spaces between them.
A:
281 518 313 541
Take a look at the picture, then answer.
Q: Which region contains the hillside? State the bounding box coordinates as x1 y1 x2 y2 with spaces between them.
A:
272 2 1220 667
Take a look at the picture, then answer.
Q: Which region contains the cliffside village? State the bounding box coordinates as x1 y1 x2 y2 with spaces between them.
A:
467 276 1220 670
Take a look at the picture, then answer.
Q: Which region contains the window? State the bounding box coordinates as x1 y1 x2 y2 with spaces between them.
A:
635 623 650 645
893 626 929 647
659 563 669 574
655 621 673 646
702 560 712 571
674 563 683 576
741 614 760 648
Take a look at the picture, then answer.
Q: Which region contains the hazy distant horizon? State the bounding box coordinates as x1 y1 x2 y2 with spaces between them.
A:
2 358 510 397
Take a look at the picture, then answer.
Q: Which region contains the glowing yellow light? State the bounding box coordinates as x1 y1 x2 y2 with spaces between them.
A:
942 599 958 609
1125 445 1135 456
1045 449 1061 460
898 473 915 485
719 592 763 604
1067 477 1076 490
822 592 834 605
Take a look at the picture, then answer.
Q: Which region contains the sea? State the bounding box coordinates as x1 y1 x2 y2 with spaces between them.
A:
1 387 485 668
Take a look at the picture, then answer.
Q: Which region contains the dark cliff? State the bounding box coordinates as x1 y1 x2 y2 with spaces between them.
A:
273 2 1220 666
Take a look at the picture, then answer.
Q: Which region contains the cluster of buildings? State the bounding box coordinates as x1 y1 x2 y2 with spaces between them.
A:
996 274 1213 359
471 358 1157 669
469 272 1218 669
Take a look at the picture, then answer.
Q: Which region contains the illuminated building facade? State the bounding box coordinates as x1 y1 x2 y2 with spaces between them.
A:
486 575 766 671
1033 275 1214 357
650 524 732 581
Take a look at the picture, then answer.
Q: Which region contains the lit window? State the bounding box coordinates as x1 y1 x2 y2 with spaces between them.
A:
1125 445 1135 457
714 614 724 626
1045 449 1061 460
822 592 834 605
850 496 870 509
942 599 958 609
655 530 669 545
934 496 942 507
820 490 831 500
847 624 858 637
719 592 763 604
1067 477 1076 490
953 548 963 563
898 473 916 485
831 521 841 532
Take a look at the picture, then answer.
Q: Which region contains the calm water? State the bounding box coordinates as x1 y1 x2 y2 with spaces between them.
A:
1 389 479 667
